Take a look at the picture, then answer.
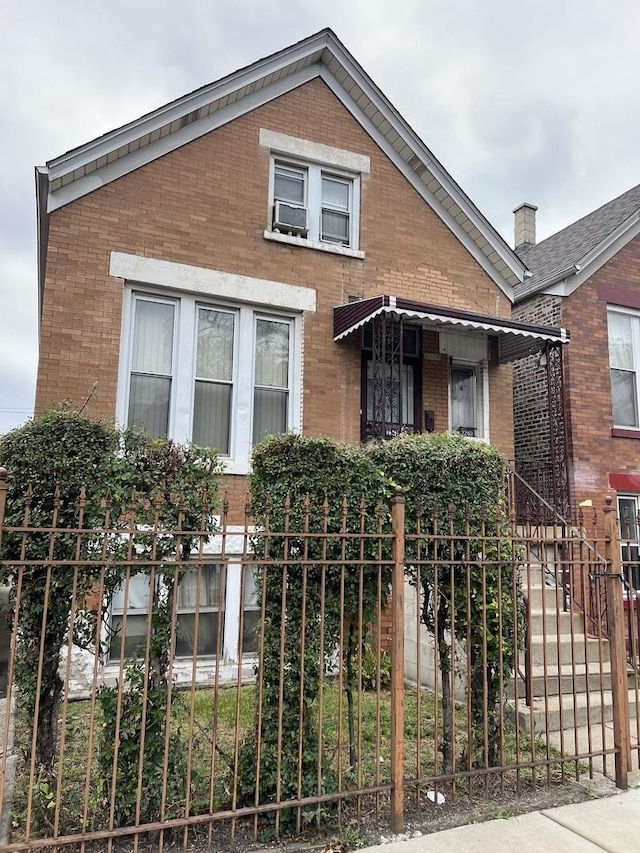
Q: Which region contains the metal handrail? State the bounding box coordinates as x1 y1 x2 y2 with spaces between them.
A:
510 467 609 638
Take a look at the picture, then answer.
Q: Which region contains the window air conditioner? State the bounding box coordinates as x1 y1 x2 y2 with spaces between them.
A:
273 201 308 235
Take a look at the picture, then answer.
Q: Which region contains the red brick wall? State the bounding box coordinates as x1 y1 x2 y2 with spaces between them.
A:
37 78 515 518
560 235 640 506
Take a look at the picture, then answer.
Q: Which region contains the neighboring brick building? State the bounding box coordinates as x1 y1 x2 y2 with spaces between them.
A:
34 29 567 667
512 186 640 538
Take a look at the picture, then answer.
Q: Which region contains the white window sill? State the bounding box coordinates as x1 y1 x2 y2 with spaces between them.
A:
101 658 257 688
220 458 251 476
264 230 365 259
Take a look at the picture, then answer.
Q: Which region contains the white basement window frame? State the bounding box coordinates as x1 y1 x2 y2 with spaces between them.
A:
107 560 259 666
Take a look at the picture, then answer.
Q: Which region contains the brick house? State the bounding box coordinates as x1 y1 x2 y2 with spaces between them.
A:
513 186 640 549
34 29 567 672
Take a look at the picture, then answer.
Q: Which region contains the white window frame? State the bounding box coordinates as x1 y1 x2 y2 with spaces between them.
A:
108 564 227 662
269 156 359 249
223 560 260 660
608 307 640 430
260 129 368 259
117 287 302 474
617 495 640 593
125 293 179 440
102 528 259 684
448 359 489 441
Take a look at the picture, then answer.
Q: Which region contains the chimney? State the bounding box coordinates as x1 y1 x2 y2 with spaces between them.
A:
513 202 538 249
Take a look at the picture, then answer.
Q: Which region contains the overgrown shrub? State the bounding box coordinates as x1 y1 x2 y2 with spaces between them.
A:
237 434 390 830
0 408 223 829
367 432 524 769
97 662 189 826
0 410 121 774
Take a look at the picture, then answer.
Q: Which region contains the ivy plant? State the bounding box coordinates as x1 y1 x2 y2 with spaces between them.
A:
237 434 390 830
367 432 523 770
0 408 223 829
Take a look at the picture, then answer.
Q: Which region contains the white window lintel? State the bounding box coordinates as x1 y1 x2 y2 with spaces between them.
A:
259 129 370 174
110 251 317 313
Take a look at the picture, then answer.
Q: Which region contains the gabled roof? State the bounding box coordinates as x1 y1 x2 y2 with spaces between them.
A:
36 28 526 319
515 183 640 302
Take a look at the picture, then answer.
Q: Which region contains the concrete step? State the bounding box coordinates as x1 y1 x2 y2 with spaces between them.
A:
529 633 610 666
528 607 585 634
525 584 566 609
513 688 639 732
509 661 637 698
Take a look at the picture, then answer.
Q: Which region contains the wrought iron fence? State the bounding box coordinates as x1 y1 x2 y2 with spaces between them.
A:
0 469 635 851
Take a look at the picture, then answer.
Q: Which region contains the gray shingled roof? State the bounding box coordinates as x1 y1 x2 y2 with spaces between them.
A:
514 183 640 302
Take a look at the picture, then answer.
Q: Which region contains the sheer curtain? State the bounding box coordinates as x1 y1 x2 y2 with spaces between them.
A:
321 176 349 244
109 573 152 659
175 566 223 657
253 319 289 444
128 299 174 438
451 366 476 434
192 308 235 453
241 567 259 654
608 312 638 427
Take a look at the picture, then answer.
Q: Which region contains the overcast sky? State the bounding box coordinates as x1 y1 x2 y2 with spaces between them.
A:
2 0 639 434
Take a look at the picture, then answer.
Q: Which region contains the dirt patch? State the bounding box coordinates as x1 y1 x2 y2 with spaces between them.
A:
107 773 618 853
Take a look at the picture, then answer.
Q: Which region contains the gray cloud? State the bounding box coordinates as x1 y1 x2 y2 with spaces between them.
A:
2 0 640 430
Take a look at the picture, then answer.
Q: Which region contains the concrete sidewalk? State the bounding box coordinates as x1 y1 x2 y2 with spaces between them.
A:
360 787 640 853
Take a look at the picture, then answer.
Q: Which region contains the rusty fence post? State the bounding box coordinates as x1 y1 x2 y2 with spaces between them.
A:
390 486 405 834
603 495 630 789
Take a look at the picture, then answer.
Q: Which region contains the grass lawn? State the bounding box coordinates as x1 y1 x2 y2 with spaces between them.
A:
9 680 566 842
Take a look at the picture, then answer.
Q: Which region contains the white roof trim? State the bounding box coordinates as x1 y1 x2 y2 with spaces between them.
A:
48 67 318 213
544 216 640 299
334 303 569 345
38 29 526 311
320 72 517 300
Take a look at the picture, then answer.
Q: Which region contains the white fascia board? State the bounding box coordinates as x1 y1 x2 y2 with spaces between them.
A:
46 32 334 180
318 68 521 300
47 67 319 213
109 252 317 313
315 65 525 289
544 216 640 299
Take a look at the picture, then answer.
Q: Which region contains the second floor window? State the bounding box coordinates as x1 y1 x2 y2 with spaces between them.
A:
608 309 640 428
271 159 356 248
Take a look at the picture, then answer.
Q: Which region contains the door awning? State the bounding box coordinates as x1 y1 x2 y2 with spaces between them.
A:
333 295 570 363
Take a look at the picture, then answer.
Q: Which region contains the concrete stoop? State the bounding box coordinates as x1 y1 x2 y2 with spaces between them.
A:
514 687 638 733
517 570 638 744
